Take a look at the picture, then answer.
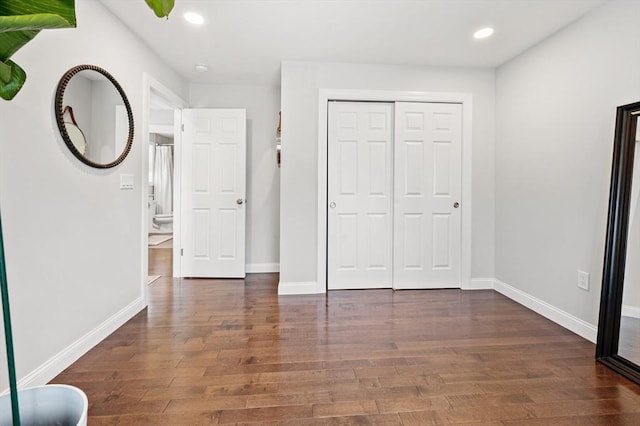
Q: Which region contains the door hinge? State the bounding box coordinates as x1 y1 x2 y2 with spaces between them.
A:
180 248 184 256
181 123 185 132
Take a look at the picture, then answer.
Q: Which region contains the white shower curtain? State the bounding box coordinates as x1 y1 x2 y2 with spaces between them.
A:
153 145 173 215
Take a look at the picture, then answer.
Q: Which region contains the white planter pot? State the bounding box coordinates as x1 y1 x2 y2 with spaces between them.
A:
0 384 87 426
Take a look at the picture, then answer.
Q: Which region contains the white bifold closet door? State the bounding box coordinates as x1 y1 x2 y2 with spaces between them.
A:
327 102 394 290
327 101 462 290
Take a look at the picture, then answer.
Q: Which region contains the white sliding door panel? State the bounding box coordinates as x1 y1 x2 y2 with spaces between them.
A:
328 102 394 289
393 102 462 289
181 108 246 278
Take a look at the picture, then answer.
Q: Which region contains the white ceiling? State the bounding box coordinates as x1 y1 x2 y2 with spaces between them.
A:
100 0 604 87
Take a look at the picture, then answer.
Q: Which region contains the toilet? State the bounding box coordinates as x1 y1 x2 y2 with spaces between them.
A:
153 213 173 233
148 200 173 233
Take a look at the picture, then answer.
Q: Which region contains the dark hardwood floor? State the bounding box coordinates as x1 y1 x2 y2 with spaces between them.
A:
51 271 640 425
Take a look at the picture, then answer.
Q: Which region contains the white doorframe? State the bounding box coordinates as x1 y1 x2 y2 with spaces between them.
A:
141 73 188 305
317 89 473 293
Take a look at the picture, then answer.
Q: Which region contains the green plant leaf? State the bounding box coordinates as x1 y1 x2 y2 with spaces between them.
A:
0 1 76 60
0 60 11 83
0 0 76 28
0 60 26 101
0 0 76 60
0 13 77 32
0 30 39 61
145 0 175 19
0 0 76 20
0 0 75 101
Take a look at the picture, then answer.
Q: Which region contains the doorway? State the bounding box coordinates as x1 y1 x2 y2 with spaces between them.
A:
147 90 176 284
316 89 473 293
141 74 187 302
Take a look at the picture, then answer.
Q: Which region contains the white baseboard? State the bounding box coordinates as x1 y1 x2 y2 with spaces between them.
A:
464 278 495 290
493 279 597 343
2 297 145 394
622 304 640 319
246 263 280 273
278 281 324 295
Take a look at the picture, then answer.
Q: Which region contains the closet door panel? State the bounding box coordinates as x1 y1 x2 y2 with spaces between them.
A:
328 102 394 289
393 102 462 289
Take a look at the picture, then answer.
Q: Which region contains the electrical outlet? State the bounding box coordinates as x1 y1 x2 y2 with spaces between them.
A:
577 270 589 291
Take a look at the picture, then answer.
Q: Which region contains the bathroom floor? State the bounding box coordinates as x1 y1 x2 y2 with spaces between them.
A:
148 233 172 247
149 236 172 249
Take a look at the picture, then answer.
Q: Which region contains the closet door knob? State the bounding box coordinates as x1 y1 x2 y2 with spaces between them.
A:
453 202 460 208
236 198 244 205
329 202 336 208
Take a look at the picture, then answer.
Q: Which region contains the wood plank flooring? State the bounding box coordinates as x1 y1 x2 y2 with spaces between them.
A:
51 274 640 425
148 245 172 278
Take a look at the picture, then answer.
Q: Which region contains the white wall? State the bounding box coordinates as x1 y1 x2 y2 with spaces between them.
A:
495 0 640 326
0 1 186 391
150 109 174 126
279 61 495 287
189 83 281 270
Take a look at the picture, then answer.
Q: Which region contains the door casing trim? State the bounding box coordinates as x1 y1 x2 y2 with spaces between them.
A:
141 73 188 304
317 89 473 293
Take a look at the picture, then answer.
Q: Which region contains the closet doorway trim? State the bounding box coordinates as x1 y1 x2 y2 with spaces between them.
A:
317 89 473 293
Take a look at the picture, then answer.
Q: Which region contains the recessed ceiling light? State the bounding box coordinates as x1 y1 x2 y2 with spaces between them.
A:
473 27 494 40
195 64 209 73
184 12 204 25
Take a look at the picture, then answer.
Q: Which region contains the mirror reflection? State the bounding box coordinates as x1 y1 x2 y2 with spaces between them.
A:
55 65 133 168
620 116 640 366
61 106 87 155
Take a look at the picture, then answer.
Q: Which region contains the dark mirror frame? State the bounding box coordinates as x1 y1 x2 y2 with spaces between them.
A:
596 100 640 385
54 65 134 169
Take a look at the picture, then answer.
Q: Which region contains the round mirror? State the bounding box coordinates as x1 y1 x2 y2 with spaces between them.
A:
54 65 134 168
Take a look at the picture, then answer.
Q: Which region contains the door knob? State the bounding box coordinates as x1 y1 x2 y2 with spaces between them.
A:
453 202 459 208
329 202 336 208
237 198 244 205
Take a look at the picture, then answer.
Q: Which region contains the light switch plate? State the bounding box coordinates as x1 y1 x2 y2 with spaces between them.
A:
120 174 134 190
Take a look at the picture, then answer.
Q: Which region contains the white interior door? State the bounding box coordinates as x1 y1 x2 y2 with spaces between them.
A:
393 102 462 289
327 102 394 289
181 108 246 278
